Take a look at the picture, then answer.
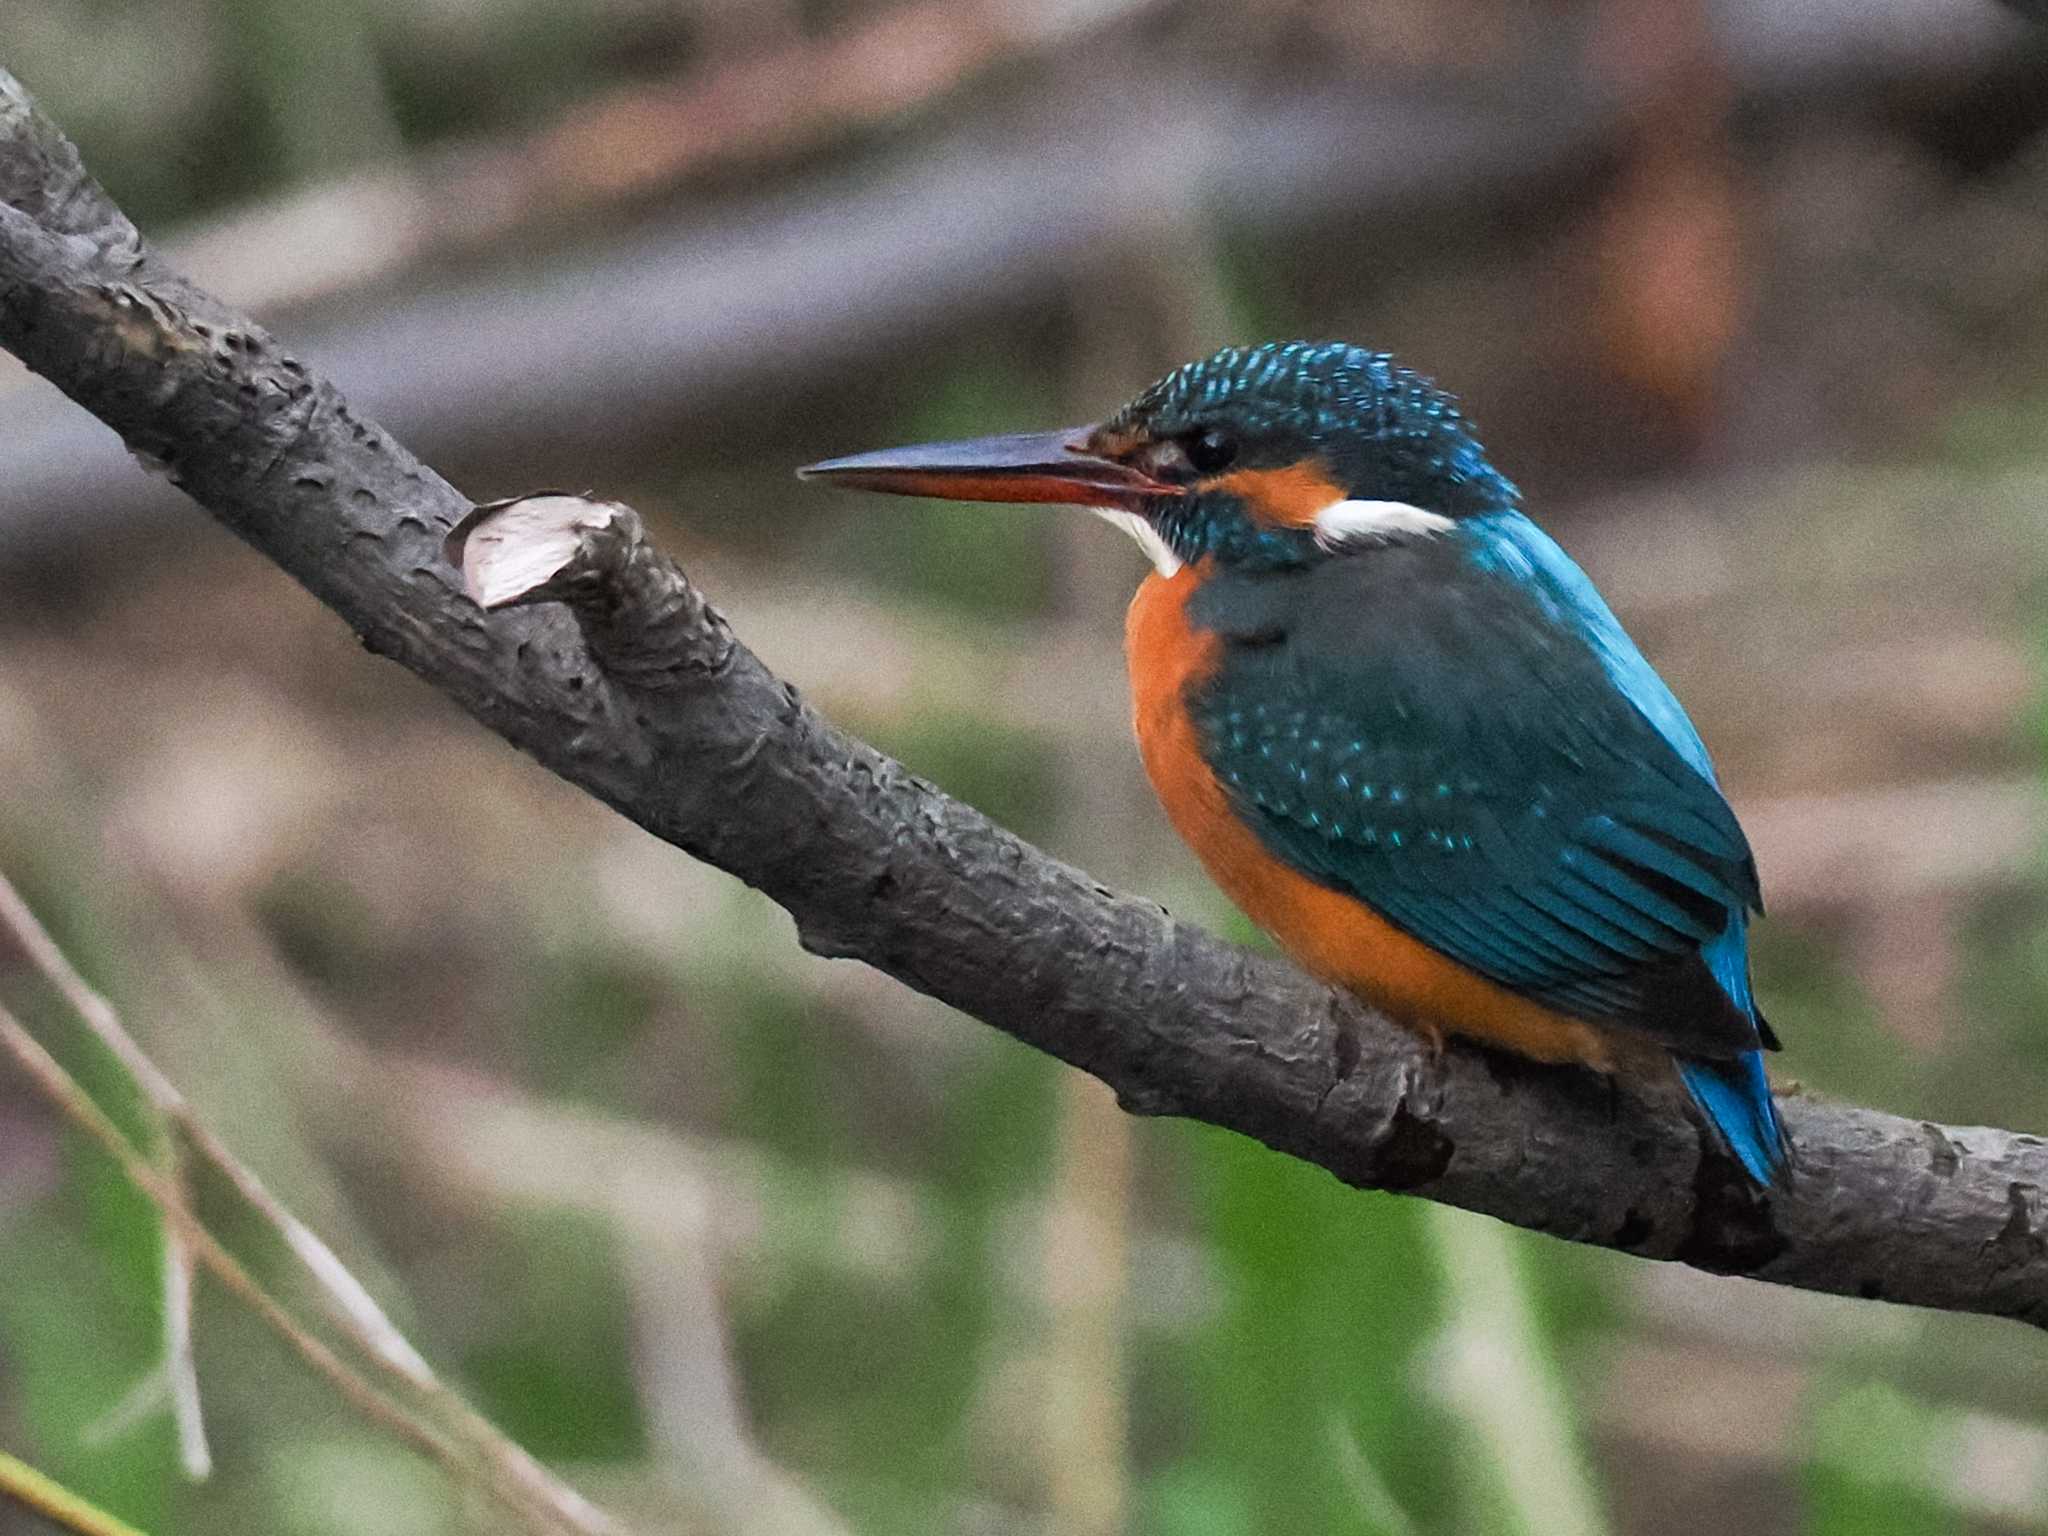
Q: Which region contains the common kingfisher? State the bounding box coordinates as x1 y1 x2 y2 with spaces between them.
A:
800 341 1787 1185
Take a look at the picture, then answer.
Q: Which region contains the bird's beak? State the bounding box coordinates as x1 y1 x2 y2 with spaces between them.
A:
798 428 1173 511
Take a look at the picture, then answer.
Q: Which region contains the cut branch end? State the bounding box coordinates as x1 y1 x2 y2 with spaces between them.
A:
446 494 632 611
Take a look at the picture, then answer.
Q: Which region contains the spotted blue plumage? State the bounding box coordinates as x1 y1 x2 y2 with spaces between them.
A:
1121 341 1787 1184
1465 512 1784 1184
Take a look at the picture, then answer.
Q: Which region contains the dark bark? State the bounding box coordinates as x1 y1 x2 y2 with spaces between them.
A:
4 67 2047 1328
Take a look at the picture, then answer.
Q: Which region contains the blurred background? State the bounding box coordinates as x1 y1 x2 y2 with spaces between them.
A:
4 0 2048 1531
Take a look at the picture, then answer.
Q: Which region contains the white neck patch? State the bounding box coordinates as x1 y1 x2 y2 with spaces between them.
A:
1090 508 1182 576
1312 498 1455 550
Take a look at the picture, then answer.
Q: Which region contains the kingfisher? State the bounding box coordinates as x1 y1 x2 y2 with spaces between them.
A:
800 341 1787 1185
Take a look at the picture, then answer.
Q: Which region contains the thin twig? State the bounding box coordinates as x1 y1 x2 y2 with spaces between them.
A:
0 998 589 1536
0 873 619 1535
159 1183 212 1481
0 1002 451 1461
0 869 428 1377
0 875 185 1113
0 880 214 1478
0 1448 151 1536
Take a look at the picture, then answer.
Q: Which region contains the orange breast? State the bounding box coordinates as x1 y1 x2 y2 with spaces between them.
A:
1125 564 1615 1071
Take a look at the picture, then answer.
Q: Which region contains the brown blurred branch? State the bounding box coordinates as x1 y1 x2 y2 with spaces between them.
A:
7 0 2027 561
0 66 1598 558
149 0 1166 320
4 69 2048 1332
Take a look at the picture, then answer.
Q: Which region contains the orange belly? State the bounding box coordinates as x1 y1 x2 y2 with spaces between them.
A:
1125 564 1615 1071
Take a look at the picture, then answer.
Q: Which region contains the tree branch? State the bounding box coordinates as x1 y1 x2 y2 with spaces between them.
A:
3 66 2046 1328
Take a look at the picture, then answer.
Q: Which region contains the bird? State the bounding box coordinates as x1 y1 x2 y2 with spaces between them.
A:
799 340 1786 1186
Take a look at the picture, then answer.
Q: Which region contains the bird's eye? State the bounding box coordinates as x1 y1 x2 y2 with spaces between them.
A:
1186 428 1238 475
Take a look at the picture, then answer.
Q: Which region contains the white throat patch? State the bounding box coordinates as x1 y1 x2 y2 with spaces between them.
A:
1090 508 1182 576
1312 498 1455 550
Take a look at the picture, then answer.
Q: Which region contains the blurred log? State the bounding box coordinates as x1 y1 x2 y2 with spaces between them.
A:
0 0 2028 564
0 70 1595 559
7 80 2048 1328
121 0 1169 322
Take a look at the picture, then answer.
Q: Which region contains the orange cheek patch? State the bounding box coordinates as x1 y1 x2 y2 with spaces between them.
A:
1206 461 1345 529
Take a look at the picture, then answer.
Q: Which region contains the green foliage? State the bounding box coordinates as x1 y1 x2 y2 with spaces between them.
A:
460 1209 646 1463
0 876 176 1526
373 0 626 149
855 707 1061 844
737 1032 1061 1513
522 941 670 1100
1802 1381 1956 1536
1947 905 2048 1136
1747 924 1897 1107
1157 1121 1455 1535
822 354 1062 621
263 1435 457 1536
719 975 858 1172
252 874 385 996
0 1201 176 1530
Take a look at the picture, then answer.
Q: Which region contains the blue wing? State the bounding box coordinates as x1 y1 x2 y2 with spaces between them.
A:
1186 516 1785 1178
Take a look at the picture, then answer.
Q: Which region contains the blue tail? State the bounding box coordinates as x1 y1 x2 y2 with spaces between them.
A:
1677 1051 1786 1186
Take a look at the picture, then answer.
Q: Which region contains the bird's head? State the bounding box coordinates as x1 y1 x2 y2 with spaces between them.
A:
800 341 1519 575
